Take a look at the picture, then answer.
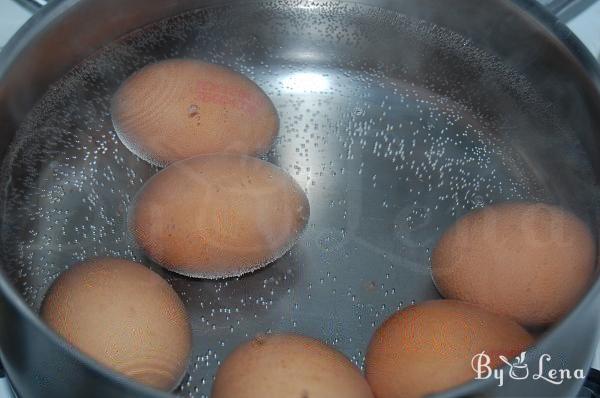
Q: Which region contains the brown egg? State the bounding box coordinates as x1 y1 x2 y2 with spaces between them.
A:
212 334 374 398
365 300 534 398
431 202 596 326
40 258 191 391
130 154 310 278
111 59 279 166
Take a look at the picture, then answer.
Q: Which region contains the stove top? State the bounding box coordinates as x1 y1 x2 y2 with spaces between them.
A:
0 0 599 397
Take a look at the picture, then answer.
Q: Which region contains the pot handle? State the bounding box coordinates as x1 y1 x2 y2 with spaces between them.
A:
540 0 599 20
13 0 47 12
582 368 600 397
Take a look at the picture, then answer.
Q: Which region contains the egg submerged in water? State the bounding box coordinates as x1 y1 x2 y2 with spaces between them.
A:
212 333 374 398
129 154 310 278
40 258 192 391
111 59 279 166
431 202 596 327
365 300 534 398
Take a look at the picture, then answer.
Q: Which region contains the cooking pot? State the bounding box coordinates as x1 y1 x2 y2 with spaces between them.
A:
1 0 600 397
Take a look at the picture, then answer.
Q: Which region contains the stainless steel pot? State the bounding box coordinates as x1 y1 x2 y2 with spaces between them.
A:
0 0 600 397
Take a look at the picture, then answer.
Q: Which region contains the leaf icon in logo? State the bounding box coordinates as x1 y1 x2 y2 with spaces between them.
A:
499 355 512 367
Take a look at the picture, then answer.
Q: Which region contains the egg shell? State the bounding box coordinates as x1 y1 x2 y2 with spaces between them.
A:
431 202 596 326
111 59 279 166
365 300 534 398
40 258 192 391
129 154 310 278
212 334 374 398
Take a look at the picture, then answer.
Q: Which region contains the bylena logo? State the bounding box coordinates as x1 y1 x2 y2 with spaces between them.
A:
471 351 586 387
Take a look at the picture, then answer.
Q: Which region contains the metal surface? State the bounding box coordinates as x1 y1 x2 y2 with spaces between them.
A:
539 0 600 20
0 0 600 398
568 0 600 61
13 0 48 13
